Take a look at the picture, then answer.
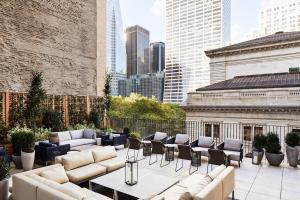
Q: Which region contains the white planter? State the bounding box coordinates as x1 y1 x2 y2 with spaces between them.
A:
21 150 35 171
0 178 9 200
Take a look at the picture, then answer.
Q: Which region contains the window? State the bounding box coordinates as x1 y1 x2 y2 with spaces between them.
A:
254 127 263 137
213 124 220 138
243 126 252 141
205 124 212 137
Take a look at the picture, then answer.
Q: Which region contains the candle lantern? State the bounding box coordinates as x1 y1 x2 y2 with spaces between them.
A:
125 159 138 185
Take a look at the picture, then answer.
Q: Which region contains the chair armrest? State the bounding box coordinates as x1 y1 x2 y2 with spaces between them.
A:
190 140 199 147
209 142 215 149
100 135 110 140
217 142 224 150
166 136 176 144
144 134 154 141
161 137 168 144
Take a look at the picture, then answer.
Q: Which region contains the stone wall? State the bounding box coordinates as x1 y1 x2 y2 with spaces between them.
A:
0 0 102 96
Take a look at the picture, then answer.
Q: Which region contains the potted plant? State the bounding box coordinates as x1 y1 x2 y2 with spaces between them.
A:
285 131 300 167
265 132 284 166
10 131 23 169
252 134 266 165
21 131 36 171
129 131 141 139
0 158 10 200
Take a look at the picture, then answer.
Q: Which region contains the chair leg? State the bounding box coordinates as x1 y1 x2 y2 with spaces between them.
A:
126 148 130 159
206 163 209 174
232 190 235 200
149 154 158 165
189 161 198 175
175 157 183 172
160 154 170 167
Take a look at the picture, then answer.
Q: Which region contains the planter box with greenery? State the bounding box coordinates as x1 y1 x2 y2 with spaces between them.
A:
10 129 23 169
21 131 36 171
252 134 266 165
265 132 284 166
285 132 300 167
0 158 10 200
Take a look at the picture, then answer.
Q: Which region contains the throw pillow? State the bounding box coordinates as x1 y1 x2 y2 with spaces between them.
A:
83 129 95 139
175 134 189 144
198 136 214 148
92 148 118 162
224 139 242 151
57 131 72 142
49 133 59 144
153 132 167 141
28 174 61 188
69 130 84 139
62 151 95 171
40 166 69 184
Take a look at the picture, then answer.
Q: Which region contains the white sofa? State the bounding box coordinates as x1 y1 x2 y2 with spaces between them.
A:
151 165 235 200
55 146 126 184
51 129 97 148
11 164 112 200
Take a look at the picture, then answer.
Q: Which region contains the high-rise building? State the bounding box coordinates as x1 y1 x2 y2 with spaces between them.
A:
106 0 127 96
150 42 165 73
163 0 231 103
126 25 150 77
254 0 300 37
118 72 165 101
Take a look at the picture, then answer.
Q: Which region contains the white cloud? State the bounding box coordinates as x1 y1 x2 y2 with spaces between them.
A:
151 0 166 17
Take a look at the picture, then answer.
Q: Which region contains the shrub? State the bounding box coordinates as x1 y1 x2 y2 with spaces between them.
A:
253 134 266 151
129 131 141 139
21 131 35 153
9 126 33 155
33 128 50 142
0 158 10 181
69 123 95 130
42 110 63 132
285 132 300 147
265 132 281 154
90 110 101 129
123 127 130 135
0 122 9 145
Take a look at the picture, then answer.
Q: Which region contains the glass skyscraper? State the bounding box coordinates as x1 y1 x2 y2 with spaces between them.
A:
106 0 127 96
163 0 231 103
126 25 150 77
150 42 165 73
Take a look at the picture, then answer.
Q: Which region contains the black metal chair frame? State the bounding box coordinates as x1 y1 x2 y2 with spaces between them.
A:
217 142 244 167
207 149 229 173
126 138 146 161
175 145 198 175
149 141 170 167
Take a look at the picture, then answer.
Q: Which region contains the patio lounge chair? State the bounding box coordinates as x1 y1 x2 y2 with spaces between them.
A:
126 137 143 161
35 142 70 165
166 133 189 150
207 149 229 173
149 140 170 167
191 136 215 157
218 138 243 167
0 146 10 166
101 133 127 147
175 144 198 174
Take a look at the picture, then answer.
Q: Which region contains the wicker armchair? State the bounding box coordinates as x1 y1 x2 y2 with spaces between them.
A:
149 141 170 167
166 134 189 148
218 139 243 167
144 132 168 143
175 144 198 174
126 137 143 161
190 136 215 157
207 149 229 173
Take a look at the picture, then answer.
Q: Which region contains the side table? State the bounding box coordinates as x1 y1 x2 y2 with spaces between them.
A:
96 138 102 146
191 148 202 167
165 144 176 161
142 141 151 156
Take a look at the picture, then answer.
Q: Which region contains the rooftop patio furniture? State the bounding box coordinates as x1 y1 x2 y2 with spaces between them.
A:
55 146 125 184
35 142 70 165
144 132 168 143
151 165 235 200
175 144 198 174
10 164 112 200
100 133 127 147
191 136 215 157
50 129 97 149
126 137 143 161
166 133 189 150
207 149 229 173
149 141 170 167
218 138 243 167
0 146 10 166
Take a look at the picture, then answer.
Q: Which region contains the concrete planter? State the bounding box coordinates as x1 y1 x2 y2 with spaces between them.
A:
286 146 298 167
266 152 284 166
12 155 22 169
21 150 35 171
0 178 9 200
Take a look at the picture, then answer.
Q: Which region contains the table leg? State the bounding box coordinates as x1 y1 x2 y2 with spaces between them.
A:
89 181 93 190
113 190 119 200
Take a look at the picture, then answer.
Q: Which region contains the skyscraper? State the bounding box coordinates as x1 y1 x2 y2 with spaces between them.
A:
150 42 165 73
254 0 300 37
126 25 150 77
106 0 127 96
164 0 231 103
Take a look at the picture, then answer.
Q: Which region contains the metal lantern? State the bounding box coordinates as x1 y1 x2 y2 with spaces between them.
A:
252 149 259 164
165 146 175 161
125 159 138 185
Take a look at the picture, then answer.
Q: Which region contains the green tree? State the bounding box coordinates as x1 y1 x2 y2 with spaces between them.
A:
24 71 46 129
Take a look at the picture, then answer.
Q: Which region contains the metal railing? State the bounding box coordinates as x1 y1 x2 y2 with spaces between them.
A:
110 117 300 157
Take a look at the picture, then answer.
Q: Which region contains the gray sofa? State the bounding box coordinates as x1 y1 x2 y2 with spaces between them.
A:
51 129 97 148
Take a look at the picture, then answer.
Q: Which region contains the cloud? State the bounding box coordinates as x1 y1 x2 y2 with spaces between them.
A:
151 0 166 17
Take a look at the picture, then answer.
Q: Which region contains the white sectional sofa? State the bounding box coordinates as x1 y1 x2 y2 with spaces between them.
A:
11 164 112 200
51 129 97 148
151 165 235 200
55 146 126 184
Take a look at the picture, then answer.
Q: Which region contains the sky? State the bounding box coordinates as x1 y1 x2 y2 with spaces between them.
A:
119 0 264 44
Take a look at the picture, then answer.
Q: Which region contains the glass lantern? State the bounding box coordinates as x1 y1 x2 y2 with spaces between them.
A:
252 149 264 165
125 159 138 185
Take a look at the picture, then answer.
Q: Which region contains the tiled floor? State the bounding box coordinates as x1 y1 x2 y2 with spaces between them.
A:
9 147 300 200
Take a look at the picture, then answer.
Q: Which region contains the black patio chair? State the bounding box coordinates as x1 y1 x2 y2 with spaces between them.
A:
207 149 229 173
149 141 170 167
175 144 198 174
126 137 144 161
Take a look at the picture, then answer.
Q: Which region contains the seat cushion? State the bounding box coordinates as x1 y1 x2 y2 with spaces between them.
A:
62 151 95 171
62 182 84 193
37 185 77 200
98 157 125 172
83 129 96 139
224 139 242 151
153 132 167 141
92 147 118 162
66 163 106 183
60 139 96 147
152 185 187 200
82 188 113 200
27 174 61 188
57 131 72 142
40 165 69 184
207 164 226 179
192 147 209 157
175 134 189 144
198 137 214 148
177 174 208 188
70 130 84 140
224 150 241 161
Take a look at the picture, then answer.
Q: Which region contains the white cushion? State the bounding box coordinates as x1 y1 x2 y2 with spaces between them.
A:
83 129 95 139
224 150 241 161
62 151 95 171
92 147 118 162
57 185 86 200
208 164 226 179
175 134 189 144
153 132 167 141
98 157 125 172
70 130 84 139
66 163 106 183
198 137 214 148
153 185 188 200
27 174 61 188
57 131 71 142
177 174 207 188
40 165 69 184
224 139 242 151
60 139 96 147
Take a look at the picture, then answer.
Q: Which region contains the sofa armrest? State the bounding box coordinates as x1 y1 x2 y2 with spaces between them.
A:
194 179 222 200
190 140 199 147
217 142 224 150
209 142 215 149
215 166 235 199
166 136 176 144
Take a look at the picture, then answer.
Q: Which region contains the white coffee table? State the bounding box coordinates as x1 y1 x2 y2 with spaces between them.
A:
89 168 179 200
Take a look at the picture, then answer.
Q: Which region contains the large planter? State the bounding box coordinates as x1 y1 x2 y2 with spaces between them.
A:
0 178 9 200
252 149 264 165
265 152 284 166
286 146 298 167
12 155 22 169
21 151 35 171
